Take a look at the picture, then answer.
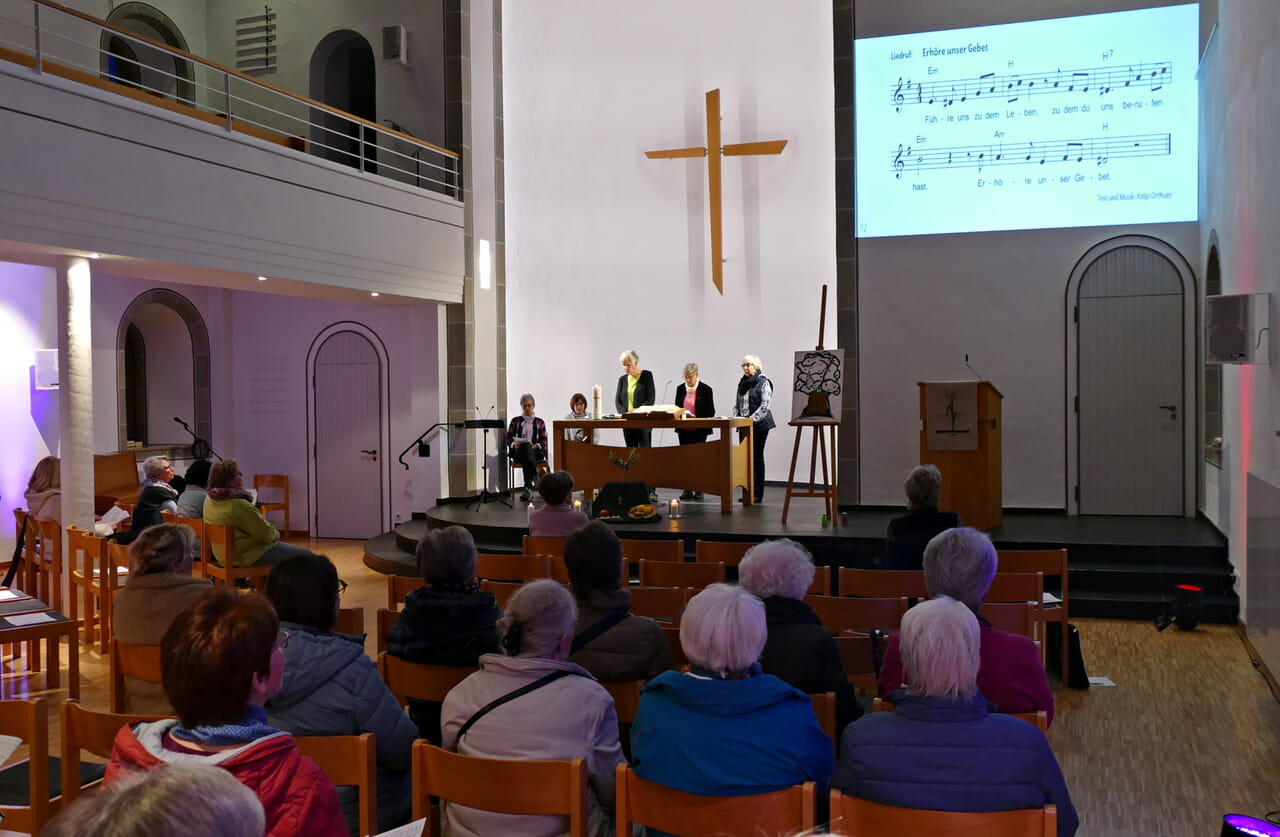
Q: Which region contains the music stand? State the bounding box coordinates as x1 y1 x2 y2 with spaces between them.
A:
461 418 511 509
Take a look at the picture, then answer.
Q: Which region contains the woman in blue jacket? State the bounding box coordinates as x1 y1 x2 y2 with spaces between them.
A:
833 597 1078 837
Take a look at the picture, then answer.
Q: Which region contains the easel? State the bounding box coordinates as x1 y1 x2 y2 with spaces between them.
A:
781 285 840 525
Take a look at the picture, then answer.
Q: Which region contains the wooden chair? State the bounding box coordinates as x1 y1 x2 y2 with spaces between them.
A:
386 574 423 610
982 600 1037 640
13 508 39 599
620 538 683 575
616 764 815 836
694 539 756 566
161 512 207 576
871 698 1048 733
804 595 908 635
832 792 1055 836
376 607 401 654
336 606 364 636
296 733 377 837
254 474 291 536
60 700 170 805
97 541 133 654
661 625 690 670
808 568 832 596
834 633 878 693
109 638 163 714
476 553 547 582
638 559 724 589
481 579 522 609
35 517 64 611
808 691 837 751
66 525 107 644
412 742 587 836
839 567 928 600
0 697 51 832
603 679 645 725
508 458 552 499
522 534 567 559
202 523 273 590
629 586 686 625
986 572 1046 658
379 653 477 706
547 555 572 583
998 549 1070 681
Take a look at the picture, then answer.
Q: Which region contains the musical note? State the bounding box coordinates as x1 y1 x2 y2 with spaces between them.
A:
893 77 906 112
893 144 906 179
889 61 1173 111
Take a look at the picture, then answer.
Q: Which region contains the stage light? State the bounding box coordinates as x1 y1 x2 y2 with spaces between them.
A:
1221 813 1280 837
257 276 267 281
370 292 380 297
1156 583 1204 631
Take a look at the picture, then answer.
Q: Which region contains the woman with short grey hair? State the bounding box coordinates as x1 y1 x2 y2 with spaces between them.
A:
740 539 861 734
904 464 942 510
441 580 623 837
733 355 775 503
834 597 1078 836
140 455 180 513
616 349 656 449
883 463 960 570
630 584 833 802
675 361 716 499
878 527 1055 725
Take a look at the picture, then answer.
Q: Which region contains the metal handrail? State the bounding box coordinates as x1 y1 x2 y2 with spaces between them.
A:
2 0 461 197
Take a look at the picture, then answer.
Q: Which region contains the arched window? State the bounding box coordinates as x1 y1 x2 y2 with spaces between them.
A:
309 30 378 171
100 3 195 103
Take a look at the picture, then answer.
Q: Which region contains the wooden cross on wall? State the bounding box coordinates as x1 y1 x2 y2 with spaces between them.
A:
645 88 788 295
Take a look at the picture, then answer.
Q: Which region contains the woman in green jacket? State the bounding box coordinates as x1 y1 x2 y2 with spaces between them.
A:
203 459 312 567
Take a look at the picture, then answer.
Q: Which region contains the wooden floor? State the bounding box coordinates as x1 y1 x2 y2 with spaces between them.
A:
5 536 1279 836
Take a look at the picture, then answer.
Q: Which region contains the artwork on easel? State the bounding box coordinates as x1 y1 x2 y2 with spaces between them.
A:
790 349 844 422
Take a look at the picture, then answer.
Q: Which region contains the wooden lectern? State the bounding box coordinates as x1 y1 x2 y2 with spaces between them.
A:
918 381 1002 530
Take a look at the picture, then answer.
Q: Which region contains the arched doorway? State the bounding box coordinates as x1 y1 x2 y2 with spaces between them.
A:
100 3 195 103
1065 236 1197 515
309 30 377 172
115 289 212 450
306 323 391 538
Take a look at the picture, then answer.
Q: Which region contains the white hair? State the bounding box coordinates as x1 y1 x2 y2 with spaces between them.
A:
619 349 639 364
922 527 997 612
683 362 699 376
738 539 816 601
899 596 981 700
142 456 171 478
519 393 535 406
680 584 766 674
741 354 763 372
498 579 578 658
904 464 942 511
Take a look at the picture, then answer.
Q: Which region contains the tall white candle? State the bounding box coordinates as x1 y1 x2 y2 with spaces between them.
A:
592 384 603 418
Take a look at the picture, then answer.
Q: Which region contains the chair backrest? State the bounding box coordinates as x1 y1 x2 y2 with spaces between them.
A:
0 697 50 832
629 586 686 625
693 539 756 566
985 572 1044 606
104 541 131 591
638 559 724 589
839 568 929 599
36 517 63 607
110 638 164 713
60 700 171 805
661 624 690 670
376 607 399 653
522 534 568 559
620 538 684 566
616 764 814 836
411 742 588 836
982 601 1037 639
547 555 572 583
378 653 477 705
871 698 1048 733
253 473 289 495
804 595 907 634
833 634 877 692
387 574 423 610
480 579 521 609
476 553 547 582
336 606 364 636
203 522 237 569
296 733 376 837
997 549 1068 601
66 525 107 578
602 679 645 725
830 790 1055 836
808 568 832 596
808 691 837 749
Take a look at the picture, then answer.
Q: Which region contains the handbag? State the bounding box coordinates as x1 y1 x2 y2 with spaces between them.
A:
3 515 28 588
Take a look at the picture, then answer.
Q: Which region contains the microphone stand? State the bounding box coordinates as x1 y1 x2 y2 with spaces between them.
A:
173 417 221 460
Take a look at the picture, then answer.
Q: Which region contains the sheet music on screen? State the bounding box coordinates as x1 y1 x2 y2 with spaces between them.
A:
853 4 1198 238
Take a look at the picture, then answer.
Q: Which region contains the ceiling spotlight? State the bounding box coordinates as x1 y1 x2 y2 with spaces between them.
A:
370 292 380 297
257 276 267 281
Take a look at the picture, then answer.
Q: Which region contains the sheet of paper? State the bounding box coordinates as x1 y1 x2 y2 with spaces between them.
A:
91 567 131 576
100 505 130 526
1088 675 1116 687
0 589 25 601
1042 592 1062 604
5 611 56 626
0 734 21 764
370 818 427 837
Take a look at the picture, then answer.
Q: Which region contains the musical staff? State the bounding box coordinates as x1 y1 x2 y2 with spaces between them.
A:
890 133 1171 179
890 61 1171 112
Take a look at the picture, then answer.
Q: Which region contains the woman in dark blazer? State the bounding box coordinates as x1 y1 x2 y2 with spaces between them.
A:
674 362 715 500
615 349 655 448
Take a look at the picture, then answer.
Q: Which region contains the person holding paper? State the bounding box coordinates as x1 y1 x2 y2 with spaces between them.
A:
674 363 715 500
506 393 547 502
615 349 655 448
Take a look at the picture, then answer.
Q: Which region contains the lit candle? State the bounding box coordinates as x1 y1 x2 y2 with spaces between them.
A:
527 502 535 521
573 499 583 513
669 499 680 519
592 384 603 418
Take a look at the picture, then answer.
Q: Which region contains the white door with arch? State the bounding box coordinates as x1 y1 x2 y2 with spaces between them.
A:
308 325 390 538
1068 237 1196 516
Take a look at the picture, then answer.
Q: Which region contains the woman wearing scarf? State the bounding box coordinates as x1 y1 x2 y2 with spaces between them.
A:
106 588 347 837
140 456 181 513
202 459 312 567
733 354 776 503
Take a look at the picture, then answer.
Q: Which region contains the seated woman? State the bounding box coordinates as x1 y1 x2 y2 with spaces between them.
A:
564 521 670 680
528 471 590 538
878 527 1054 724
112 523 213 714
884 465 960 570
835 597 1077 836
23 455 61 523
507 393 548 501
630 585 833 800
264 554 418 836
387 525 501 743
440 579 624 837
177 458 213 518
565 392 596 443
739 538 860 737
140 456 181 514
106 588 347 837
202 459 311 567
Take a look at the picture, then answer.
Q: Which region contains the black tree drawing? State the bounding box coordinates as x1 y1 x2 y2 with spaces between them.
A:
794 351 843 418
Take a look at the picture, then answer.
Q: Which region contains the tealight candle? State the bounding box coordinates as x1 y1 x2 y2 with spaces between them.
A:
669 499 681 519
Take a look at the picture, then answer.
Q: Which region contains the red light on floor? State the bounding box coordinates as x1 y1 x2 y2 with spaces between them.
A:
1176 584 1203 592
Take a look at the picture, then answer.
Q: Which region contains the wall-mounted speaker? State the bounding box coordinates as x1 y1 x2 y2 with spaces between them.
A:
382 24 409 67
1206 293 1270 365
34 349 59 390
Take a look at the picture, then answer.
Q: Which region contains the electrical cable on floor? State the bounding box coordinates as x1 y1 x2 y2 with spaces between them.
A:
1234 625 1280 706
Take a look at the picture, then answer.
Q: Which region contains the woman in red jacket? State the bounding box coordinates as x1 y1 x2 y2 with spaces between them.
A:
107 588 346 837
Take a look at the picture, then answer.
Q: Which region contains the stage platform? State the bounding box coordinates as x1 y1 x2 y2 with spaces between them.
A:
363 490 1235 622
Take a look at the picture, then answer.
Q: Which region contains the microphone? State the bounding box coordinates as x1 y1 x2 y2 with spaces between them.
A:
964 354 984 381
474 406 482 416
173 416 192 429
486 405 496 418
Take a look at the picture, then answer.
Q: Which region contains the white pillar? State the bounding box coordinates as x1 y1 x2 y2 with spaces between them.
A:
55 256 94 532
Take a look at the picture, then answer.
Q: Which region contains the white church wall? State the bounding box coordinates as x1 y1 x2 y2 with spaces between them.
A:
503 0 836 491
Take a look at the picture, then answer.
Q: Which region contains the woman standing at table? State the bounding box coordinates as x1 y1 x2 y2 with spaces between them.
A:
733 355 775 504
615 350 655 448
674 363 715 501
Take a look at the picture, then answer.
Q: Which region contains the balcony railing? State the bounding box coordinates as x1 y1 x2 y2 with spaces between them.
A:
0 0 461 198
